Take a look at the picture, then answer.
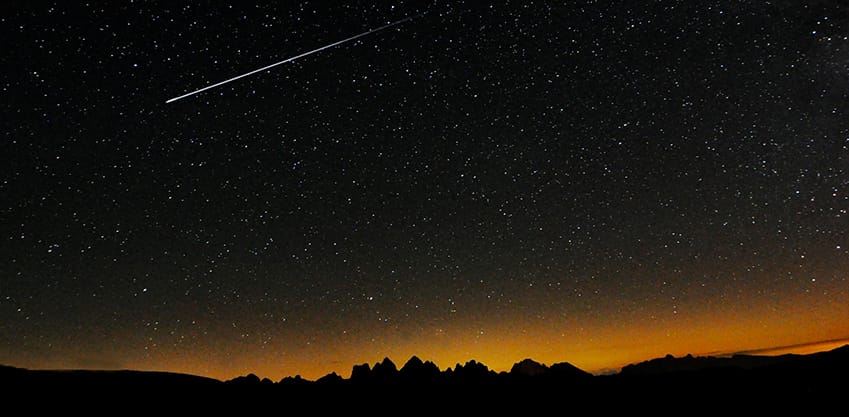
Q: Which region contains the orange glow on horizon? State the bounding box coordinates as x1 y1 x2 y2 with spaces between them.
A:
7 268 847 382
114 298 848 382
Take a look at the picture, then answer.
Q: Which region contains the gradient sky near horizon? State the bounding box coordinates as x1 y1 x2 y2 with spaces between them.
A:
2 1 848 381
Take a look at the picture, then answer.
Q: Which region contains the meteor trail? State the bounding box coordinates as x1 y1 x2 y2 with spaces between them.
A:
166 13 422 104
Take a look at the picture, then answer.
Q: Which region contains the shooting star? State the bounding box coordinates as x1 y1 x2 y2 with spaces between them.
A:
166 13 422 104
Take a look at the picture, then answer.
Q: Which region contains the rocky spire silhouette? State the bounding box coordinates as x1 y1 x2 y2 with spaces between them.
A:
400 355 441 383
510 358 549 377
372 357 398 381
452 359 493 383
350 362 371 382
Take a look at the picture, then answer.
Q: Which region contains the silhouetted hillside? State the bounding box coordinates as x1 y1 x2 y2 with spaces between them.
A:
602 344 849 410
0 365 221 389
3 344 847 412
1 365 226 413
619 344 849 378
619 352 792 375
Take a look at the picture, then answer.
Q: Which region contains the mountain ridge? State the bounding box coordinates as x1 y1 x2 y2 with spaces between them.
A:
3 343 847 384
3 345 846 411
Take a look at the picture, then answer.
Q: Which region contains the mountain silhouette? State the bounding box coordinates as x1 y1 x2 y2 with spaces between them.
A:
3 344 847 412
510 358 549 376
619 352 795 375
399 355 441 383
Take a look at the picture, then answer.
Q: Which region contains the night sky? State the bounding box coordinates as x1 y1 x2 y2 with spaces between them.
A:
2 1 848 381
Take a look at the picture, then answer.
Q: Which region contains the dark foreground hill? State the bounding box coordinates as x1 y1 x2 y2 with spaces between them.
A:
3 344 847 412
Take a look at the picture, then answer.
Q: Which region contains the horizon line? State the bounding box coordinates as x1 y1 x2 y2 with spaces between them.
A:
5 337 848 382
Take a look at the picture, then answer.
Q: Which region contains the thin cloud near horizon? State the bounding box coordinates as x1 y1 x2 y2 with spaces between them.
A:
729 337 849 356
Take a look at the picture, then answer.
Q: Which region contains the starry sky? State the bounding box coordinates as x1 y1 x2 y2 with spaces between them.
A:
2 1 848 381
